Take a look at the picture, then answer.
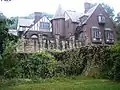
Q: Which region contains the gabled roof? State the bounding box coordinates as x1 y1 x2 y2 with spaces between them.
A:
18 18 34 27
65 10 83 23
53 4 65 19
81 4 99 25
85 4 99 16
23 15 51 35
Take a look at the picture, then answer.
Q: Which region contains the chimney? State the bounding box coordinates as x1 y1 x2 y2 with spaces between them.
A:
34 12 42 23
84 2 92 13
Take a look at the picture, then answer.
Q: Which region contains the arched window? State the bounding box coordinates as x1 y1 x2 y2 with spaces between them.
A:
31 34 38 39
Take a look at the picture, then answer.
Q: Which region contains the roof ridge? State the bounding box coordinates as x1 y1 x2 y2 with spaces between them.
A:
81 4 100 25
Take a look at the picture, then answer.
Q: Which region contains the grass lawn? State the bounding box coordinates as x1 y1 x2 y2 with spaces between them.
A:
0 76 120 90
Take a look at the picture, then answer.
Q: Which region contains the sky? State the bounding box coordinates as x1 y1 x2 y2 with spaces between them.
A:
0 0 120 17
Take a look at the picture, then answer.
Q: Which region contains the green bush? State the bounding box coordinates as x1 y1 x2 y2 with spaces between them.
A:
111 42 120 81
1 50 57 79
100 41 120 81
1 42 120 81
51 46 107 77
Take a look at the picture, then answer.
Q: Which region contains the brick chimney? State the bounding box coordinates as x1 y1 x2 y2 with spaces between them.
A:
84 2 92 13
34 12 42 23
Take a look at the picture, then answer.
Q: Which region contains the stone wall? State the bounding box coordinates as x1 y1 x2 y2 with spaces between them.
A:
17 34 82 53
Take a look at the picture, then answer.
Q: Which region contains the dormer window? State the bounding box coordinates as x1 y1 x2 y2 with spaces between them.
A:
98 14 105 24
105 28 114 44
91 26 102 43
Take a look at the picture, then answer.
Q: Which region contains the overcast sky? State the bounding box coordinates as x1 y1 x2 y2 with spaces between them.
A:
0 0 119 17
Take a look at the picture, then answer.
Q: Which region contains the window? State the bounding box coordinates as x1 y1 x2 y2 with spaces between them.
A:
44 22 50 29
98 14 105 24
40 22 50 29
91 27 102 42
105 28 114 43
31 34 38 39
40 22 44 28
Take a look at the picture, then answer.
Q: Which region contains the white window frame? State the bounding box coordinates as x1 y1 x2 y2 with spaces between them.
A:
105 28 114 42
98 14 105 24
92 26 102 41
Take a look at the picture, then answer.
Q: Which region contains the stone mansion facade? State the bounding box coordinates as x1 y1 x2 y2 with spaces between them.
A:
17 2 116 52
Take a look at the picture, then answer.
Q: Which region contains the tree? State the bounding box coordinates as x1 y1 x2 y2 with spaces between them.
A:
101 3 115 20
0 12 18 54
9 17 18 29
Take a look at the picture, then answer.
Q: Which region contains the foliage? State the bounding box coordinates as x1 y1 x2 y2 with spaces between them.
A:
0 41 17 76
0 45 107 79
101 3 115 19
1 48 57 79
0 12 19 54
111 41 120 81
49 46 108 77
100 41 120 81
9 17 18 29
1 43 120 82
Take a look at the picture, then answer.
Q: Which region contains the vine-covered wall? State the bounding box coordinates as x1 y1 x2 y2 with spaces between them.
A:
0 45 120 81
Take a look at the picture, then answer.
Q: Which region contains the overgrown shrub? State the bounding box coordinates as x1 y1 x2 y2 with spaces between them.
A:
1 42 120 81
50 46 107 77
2 51 57 79
1 42 57 79
100 42 120 81
110 42 120 81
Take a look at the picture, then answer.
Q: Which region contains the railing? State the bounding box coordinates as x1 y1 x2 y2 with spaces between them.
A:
17 35 82 53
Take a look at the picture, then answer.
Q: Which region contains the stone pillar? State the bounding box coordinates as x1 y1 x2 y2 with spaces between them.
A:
38 34 43 51
69 40 72 49
78 41 81 48
50 40 55 49
43 39 46 49
71 35 75 48
36 40 39 52
76 40 79 48
47 40 50 50
33 39 37 52
24 39 28 52
17 38 25 53
69 36 73 49
61 40 65 51
55 34 60 49
65 41 68 50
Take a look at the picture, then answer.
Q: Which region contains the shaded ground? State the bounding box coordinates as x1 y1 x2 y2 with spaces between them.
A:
0 76 120 90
